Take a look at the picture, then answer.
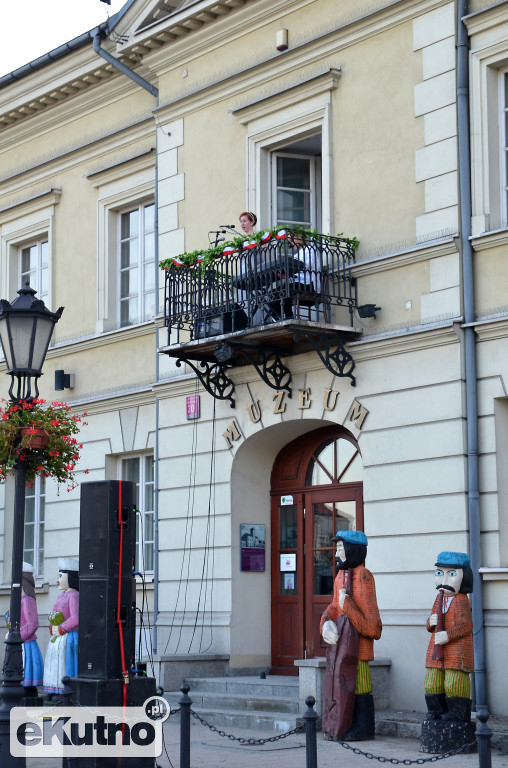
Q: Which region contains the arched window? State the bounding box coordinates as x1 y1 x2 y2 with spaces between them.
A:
306 434 363 486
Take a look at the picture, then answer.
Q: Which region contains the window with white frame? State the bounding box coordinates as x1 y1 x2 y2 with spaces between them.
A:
120 454 154 572
234 68 339 234
272 145 321 228
19 239 49 301
119 202 155 328
500 68 508 227
23 476 45 578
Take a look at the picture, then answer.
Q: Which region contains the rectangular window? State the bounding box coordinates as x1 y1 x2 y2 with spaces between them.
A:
119 203 155 327
23 476 45 578
19 239 49 301
500 69 508 225
272 149 320 229
120 454 155 573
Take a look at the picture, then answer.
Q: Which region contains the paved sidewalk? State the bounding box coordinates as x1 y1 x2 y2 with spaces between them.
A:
23 717 508 767
160 718 507 768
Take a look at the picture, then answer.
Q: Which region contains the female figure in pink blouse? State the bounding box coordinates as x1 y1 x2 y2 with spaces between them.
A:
20 562 43 693
43 557 79 695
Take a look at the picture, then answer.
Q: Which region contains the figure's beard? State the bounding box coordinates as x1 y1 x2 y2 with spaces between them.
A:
335 557 347 570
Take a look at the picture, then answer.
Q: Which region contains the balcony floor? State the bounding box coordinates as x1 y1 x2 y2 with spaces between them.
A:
160 318 362 367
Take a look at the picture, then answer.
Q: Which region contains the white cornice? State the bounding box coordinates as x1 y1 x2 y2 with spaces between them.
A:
86 147 156 188
352 237 458 277
470 228 508 251
48 320 156 356
0 0 449 131
154 0 452 121
469 315 508 341
231 69 341 125
0 120 154 195
348 321 461 362
464 1 508 34
0 188 61 223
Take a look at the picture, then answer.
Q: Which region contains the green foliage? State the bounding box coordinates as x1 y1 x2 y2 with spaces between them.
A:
159 226 359 270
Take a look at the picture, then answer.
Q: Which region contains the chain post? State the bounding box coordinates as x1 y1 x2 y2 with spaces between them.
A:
179 683 192 768
476 706 492 768
303 695 318 768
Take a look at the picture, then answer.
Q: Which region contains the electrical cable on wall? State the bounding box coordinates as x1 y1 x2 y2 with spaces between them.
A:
163 379 200 655
189 396 217 653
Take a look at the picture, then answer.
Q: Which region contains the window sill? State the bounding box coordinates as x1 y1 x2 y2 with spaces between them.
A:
0 581 49 596
135 575 154 590
479 568 508 581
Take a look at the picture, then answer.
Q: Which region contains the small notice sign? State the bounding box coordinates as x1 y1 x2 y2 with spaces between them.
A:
186 395 200 420
280 553 296 571
280 495 293 505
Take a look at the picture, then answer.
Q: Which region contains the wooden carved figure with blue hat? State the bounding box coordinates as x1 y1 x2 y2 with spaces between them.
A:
421 551 475 753
320 530 382 741
43 557 79 696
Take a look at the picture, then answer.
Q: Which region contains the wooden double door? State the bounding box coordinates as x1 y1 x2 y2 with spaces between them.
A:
270 426 364 674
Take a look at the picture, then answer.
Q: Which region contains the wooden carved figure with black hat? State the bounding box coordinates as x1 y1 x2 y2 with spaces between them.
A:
320 530 382 741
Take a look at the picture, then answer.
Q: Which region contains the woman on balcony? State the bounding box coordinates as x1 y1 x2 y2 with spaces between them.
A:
239 211 257 236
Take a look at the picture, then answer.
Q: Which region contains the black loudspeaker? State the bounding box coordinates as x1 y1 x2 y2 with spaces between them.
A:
78 578 136 679
78 481 136 679
66 677 157 768
194 306 248 338
79 481 135 579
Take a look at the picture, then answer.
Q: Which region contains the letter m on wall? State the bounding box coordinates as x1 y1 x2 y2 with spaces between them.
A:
223 419 242 448
346 399 369 429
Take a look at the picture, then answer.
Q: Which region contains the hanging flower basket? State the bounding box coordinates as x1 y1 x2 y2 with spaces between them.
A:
18 427 49 452
0 398 88 490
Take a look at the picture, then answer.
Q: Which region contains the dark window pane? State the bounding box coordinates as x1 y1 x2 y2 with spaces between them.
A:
279 505 297 549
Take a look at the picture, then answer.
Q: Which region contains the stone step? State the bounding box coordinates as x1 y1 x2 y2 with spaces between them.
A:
168 703 300 733
165 688 300 715
180 674 299 698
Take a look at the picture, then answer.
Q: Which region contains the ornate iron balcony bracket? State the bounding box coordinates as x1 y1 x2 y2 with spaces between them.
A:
234 344 292 397
176 358 235 408
294 332 356 386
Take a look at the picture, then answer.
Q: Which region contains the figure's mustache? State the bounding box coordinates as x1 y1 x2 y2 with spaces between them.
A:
437 584 456 593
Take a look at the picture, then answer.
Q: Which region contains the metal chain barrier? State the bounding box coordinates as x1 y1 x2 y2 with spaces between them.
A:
190 708 305 744
324 730 478 764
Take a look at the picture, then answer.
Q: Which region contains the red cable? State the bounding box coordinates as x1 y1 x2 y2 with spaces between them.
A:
116 480 128 754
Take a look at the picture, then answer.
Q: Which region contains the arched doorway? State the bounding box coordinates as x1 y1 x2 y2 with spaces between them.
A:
270 425 364 674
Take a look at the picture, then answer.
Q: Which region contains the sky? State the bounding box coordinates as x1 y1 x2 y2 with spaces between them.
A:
0 0 128 78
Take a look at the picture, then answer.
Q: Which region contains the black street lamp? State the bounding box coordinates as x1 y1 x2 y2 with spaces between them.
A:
0 282 63 767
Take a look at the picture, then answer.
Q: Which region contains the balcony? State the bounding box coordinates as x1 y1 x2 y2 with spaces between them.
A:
160 229 363 405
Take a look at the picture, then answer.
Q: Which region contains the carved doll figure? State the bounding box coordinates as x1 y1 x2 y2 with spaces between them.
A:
43 557 79 695
424 551 474 723
320 530 382 741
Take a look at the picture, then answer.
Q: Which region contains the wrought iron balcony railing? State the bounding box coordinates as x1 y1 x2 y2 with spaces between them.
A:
163 229 357 345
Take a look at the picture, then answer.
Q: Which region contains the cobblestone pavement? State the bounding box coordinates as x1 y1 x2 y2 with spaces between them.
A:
22 717 508 768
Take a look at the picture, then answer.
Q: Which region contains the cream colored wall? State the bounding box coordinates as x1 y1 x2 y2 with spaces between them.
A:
0 0 507 715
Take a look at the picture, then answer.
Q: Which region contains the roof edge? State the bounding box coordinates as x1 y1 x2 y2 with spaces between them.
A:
0 0 136 89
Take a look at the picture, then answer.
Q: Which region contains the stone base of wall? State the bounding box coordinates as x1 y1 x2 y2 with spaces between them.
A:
294 657 391 716
153 654 230 692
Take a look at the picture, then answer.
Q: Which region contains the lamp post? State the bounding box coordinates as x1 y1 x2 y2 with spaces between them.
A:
0 282 63 767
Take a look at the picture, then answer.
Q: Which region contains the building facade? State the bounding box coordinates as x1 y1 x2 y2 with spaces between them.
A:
0 0 507 716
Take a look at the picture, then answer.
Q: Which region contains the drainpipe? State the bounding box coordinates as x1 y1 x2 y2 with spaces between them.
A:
92 32 159 98
93 30 161 660
457 0 491 754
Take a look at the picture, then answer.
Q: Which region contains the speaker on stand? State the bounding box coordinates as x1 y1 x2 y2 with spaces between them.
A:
63 480 157 768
